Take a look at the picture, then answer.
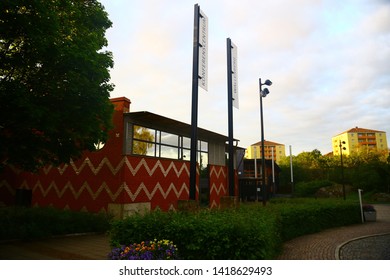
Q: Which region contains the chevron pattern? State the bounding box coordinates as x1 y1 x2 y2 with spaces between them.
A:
122 182 189 201
0 180 15 195
209 165 228 208
0 155 233 212
0 156 192 212
52 157 190 177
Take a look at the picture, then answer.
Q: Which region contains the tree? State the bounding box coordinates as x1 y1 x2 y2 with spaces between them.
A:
0 0 114 171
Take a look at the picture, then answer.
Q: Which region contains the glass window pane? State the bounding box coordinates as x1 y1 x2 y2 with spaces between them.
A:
160 145 179 159
161 132 178 146
133 125 156 142
198 140 208 152
133 140 156 156
199 152 208 169
182 149 191 161
182 137 191 149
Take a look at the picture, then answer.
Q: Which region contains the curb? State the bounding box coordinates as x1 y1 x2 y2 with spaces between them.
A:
335 232 390 260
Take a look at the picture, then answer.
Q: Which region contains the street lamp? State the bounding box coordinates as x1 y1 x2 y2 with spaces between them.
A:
259 78 272 206
339 140 346 200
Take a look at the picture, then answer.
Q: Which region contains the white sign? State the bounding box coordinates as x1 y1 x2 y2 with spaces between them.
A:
198 9 208 91
231 42 238 108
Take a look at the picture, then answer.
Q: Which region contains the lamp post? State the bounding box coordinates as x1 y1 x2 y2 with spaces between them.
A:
259 78 272 206
339 140 346 200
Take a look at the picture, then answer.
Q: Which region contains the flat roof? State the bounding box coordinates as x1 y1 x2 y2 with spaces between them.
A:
125 111 239 143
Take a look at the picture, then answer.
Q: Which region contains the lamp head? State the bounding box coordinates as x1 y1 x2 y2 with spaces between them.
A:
264 79 272 86
261 88 270 97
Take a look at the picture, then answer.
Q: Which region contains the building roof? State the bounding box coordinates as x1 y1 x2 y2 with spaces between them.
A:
335 126 386 136
125 111 237 143
251 140 284 146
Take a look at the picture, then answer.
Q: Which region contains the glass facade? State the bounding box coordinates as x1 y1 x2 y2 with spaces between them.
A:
131 125 208 170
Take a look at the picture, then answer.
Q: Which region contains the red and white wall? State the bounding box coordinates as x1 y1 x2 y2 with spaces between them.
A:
0 97 234 215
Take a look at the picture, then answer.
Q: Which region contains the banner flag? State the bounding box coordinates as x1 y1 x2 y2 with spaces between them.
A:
198 9 208 91
231 42 238 108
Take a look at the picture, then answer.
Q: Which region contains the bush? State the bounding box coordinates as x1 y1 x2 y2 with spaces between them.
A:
271 198 361 241
0 206 112 241
109 207 280 260
109 199 361 259
294 180 334 197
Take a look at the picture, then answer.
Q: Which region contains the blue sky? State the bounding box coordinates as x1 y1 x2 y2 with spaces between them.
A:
99 0 390 155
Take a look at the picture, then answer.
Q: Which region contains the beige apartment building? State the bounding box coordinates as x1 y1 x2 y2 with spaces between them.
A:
332 127 388 156
245 140 286 163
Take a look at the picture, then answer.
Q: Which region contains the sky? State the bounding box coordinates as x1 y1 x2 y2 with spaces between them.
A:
99 0 390 155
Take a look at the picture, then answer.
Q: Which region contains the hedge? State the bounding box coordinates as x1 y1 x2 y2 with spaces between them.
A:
109 199 361 259
0 206 112 241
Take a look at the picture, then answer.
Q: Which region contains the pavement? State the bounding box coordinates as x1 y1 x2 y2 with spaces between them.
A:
0 204 389 260
277 204 390 260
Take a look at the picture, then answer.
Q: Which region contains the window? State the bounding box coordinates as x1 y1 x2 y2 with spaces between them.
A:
131 125 208 166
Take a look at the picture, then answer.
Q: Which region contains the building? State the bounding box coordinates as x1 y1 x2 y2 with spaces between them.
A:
0 97 240 217
245 140 286 163
332 127 388 156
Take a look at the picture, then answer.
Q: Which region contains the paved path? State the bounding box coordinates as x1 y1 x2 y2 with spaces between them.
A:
1 204 389 260
277 204 390 260
0 233 111 260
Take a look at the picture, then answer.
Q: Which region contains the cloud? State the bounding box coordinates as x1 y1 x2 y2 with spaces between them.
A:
100 0 390 155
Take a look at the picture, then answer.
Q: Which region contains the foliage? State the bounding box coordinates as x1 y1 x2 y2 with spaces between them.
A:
0 206 112 240
0 0 114 171
278 149 390 194
109 199 360 260
294 180 334 197
108 239 179 260
271 198 361 241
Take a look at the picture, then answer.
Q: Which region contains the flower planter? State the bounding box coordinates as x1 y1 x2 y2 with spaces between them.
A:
363 211 376 222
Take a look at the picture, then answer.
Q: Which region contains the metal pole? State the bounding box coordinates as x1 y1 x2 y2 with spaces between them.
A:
227 38 235 196
271 146 275 196
289 145 294 194
340 140 346 200
259 78 267 206
254 146 257 178
358 189 364 223
189 4 200 200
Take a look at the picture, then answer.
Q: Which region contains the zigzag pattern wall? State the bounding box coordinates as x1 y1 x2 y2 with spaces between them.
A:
0 155 192 212
209 165 228 209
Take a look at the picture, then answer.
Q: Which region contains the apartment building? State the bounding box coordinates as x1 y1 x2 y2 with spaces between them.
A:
245 140 286 163
332 127 388 156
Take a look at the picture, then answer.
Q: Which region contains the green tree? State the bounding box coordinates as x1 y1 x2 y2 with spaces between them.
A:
0 0 114 171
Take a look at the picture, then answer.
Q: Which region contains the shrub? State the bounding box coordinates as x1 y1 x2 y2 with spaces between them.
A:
109 207 280 260
0 206 112 241
109 199 361 260
294 180 334 197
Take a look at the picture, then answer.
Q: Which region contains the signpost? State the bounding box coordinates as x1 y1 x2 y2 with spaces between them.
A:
189 4 208 200
226 38 238 196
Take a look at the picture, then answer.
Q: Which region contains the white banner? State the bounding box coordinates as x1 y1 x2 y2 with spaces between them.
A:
231 42 238 108
198 9 208 91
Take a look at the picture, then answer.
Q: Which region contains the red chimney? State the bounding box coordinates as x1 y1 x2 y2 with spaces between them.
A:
110 97 131 113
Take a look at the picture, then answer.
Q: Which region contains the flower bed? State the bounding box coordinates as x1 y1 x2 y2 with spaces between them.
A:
108 239 178 260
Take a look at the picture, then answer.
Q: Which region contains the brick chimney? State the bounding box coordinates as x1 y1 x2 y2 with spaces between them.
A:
110 97 131 113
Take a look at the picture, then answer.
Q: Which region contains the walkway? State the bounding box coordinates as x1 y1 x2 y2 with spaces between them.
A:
277 204 390 259
0 233 111 260
1 204 389 260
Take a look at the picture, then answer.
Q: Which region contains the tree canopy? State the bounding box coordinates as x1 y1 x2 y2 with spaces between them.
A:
0 0 114 171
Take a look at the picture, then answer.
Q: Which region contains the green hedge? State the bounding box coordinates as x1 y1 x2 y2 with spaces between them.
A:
109 199 361 259
271 198 361 241
0 206 112 241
